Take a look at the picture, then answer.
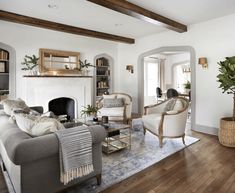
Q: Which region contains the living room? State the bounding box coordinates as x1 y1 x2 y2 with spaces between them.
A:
1 0 235 193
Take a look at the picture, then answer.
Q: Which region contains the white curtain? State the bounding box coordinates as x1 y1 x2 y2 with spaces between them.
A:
159 59 165 91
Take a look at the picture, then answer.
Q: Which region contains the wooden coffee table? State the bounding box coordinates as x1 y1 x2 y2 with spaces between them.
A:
102 123 131 154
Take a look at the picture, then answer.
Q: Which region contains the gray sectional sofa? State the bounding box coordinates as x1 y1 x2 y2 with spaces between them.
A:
0 108 106 193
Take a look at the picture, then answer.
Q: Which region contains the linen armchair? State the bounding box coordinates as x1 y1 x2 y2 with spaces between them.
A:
142 97 189 147
96 93 132 123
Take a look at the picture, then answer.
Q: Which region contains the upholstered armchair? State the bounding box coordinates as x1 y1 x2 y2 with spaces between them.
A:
96 93 132 123
142 97 189 147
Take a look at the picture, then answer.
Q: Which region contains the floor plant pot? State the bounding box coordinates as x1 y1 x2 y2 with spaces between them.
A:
219 117 235 147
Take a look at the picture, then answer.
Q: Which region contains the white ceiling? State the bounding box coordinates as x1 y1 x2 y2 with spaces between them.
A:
1 0 235 38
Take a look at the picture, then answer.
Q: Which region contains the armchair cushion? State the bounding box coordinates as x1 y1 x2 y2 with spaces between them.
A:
142 114 161 134
98 107 124 117
103 98 124 108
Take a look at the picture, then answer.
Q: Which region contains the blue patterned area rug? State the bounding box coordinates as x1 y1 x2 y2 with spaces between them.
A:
66 130 199 193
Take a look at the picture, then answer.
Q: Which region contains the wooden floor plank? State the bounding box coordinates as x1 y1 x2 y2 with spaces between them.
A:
101 131 235 193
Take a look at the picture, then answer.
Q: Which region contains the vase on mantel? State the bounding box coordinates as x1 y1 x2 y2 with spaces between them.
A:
28 70 38 76
82 69 90 76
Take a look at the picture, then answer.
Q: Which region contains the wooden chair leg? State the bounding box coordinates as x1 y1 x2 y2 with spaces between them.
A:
182 134 186 145
96 174 102 185
143 127 146 135
159 136 163 148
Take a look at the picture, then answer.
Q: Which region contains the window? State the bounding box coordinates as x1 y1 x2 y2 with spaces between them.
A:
144 60 159 97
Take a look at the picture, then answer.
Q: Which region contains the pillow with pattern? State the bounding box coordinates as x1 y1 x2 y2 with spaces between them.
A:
103 98 124 108
164 99 176 112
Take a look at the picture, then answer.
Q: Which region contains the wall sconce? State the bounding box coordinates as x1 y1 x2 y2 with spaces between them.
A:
198 57 208 69
126 65 134 73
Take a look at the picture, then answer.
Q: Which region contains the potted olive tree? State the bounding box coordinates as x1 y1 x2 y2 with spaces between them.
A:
217 56 235 147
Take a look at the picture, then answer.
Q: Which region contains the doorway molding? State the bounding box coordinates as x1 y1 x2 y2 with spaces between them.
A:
0 42 16 99
137 46 196 130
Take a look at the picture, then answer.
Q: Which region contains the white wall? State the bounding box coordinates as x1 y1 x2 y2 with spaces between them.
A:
0 20 118 100
117 13 235 130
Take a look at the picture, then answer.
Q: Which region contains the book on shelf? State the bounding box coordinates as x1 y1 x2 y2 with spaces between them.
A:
0 50 8 60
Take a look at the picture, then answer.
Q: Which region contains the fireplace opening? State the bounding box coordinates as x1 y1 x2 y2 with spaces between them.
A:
48 97 75 122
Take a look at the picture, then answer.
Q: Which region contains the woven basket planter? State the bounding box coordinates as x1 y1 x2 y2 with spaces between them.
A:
219 117 235 147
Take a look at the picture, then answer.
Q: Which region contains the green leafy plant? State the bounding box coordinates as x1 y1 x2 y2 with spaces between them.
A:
184 81 191 89
217 56 235 120
81 105 99 116
79 59 95 68
21 55 39 71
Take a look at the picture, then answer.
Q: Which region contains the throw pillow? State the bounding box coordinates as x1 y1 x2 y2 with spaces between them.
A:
103 98 124 108
164 99 176 111
14 113 37 134
31 117 64 137
0 98 30 115
14 113 64 137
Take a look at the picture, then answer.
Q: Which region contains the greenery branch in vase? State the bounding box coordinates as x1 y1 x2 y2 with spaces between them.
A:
21 55 39 75
81 105 100 121
217 56 235 147
79 59 95 76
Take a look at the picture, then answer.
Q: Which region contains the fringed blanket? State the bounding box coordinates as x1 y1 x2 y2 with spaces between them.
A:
55 126 94 185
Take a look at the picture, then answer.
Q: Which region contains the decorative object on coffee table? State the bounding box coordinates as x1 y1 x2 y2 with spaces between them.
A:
101 116 109 124
217 56 235 147
81 105 99 121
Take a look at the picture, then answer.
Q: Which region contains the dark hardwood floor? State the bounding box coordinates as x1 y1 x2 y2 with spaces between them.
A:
0 131 234 193
101 131 235 193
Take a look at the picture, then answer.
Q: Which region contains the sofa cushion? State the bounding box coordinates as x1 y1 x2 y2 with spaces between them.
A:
0 98 30 115
103 98 124 108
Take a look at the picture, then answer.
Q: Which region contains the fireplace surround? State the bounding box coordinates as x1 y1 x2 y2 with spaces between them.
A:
23 76 93 118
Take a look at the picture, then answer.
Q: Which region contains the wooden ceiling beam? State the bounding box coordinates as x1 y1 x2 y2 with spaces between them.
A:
0 10 135 44
87 0 187 33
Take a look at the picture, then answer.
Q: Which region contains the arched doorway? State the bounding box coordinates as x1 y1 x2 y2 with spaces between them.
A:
137 46 196 130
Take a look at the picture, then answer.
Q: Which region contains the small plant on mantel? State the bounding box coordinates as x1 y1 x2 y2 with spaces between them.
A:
217 56 235 147
21 55 39 71
79 59 95 76
79 59 95 69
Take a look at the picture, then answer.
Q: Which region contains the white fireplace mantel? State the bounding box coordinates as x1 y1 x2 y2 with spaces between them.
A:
23 76 93 118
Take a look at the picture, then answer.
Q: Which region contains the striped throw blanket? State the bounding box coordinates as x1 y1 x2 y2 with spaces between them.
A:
55 126 94 185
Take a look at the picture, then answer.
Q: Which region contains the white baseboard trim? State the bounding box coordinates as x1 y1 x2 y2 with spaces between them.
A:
193 124 218 136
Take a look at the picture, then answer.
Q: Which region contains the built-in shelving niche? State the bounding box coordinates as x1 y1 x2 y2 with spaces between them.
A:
0 49 9 101
95 56 113 100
